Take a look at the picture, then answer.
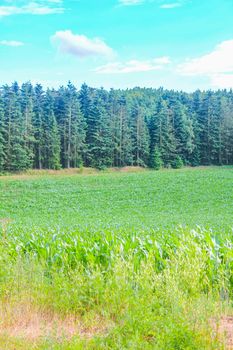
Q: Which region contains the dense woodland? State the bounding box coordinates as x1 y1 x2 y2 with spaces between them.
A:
0 81 233 172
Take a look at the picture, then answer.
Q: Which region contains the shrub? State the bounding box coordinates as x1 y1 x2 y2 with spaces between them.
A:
172 156 184 169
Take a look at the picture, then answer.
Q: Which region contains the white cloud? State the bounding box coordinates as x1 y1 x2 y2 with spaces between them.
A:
46 0 63 3
94 57 171 74
211 74 233 89
178 39 233 88
51 30 114 58
160 3 182 9
0 40 24 47
118 0 144 5
0 1 64 16
153 56 171 64
178 40 233 76
118 0 186 7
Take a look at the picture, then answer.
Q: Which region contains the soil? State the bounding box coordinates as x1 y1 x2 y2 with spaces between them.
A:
0 303 110 342
213 316 233 349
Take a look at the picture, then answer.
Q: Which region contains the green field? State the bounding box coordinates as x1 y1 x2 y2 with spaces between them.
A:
0 167 233 349
1 166 232 231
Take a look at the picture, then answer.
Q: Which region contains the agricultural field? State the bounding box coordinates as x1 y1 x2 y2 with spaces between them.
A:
0 166 233 349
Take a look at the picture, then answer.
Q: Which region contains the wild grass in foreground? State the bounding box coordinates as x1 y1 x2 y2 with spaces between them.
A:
0 167 232 348
0 227 233 349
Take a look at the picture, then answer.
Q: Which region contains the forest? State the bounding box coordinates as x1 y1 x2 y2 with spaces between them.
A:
0 81 233 172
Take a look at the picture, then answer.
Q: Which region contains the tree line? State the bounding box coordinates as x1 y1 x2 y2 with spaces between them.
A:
0 81 232 172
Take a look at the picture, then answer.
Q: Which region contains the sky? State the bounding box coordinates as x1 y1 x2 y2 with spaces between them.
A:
0 0 233 91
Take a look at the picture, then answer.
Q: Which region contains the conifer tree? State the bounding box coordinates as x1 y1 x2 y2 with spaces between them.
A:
43 90 61 169
0 95 5 172
57 82 86 168
89 97 113 169
20 82 35 169
131 101 149 166
33 84 45 169
0 82 232 172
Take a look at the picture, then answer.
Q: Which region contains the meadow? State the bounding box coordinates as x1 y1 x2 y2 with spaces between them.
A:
0 167 232 349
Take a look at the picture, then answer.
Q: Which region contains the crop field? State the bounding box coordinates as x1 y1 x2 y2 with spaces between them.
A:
0 167 233 349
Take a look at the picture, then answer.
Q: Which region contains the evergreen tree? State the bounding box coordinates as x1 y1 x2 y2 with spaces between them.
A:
89 97 113 169
33 84 45 169
0 95 6 172
171 100 195 164
79 83 96 166
131 101 150 166
150 147 163 170
117 95 133 166
57 82 86 168
3 83 29 171
0 82 232 172
20 82 35 169
149 98 176 167
43 90 61 169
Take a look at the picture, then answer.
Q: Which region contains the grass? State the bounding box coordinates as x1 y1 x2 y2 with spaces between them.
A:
0 166 233 349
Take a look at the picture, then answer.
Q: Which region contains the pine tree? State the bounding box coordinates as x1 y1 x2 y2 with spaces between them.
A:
57 82 86 168
89 97 113 169
219 96 233 165
0 83 232 171
149 98 176 167
130 101 149 166
171 100 195 164
108 89 122 167
79 83 95 166
3 83 29 171
20 82 35 169
33 84 45 169
150 147 163 170
43 90 61 169
117 95 133 166
0 95 6 172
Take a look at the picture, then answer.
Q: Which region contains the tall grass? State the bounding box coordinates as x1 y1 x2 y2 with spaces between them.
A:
0 227 232 349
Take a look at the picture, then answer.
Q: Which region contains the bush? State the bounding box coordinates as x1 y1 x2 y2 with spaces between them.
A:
172 156 184 169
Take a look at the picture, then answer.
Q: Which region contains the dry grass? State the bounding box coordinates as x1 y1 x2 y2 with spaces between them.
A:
0 302 111 343
0 166 148 181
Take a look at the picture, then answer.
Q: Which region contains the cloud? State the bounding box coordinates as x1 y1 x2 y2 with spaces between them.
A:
118 0 186 7
178 40 233 75
0 1 64 16
118 0 144 5
94 57 171 74
0 40 24 46
160 3 182 9
51 30 114 58
211 74 233 89
178 39 233 88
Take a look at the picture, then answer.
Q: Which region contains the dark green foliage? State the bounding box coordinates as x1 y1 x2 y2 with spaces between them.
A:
131 101 150 166
20 82 35 169
172 155 184 169
0 96 5 172
88 97 113 169
150 147 163 170
0 83 232 171
56 82 86 168
43 90 61 170
33 84 44 169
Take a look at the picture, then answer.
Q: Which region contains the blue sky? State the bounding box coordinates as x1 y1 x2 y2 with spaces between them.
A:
0 0 233 91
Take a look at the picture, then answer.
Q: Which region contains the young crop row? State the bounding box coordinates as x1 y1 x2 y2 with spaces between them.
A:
2 226 232 295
